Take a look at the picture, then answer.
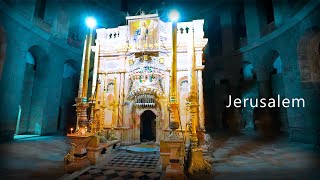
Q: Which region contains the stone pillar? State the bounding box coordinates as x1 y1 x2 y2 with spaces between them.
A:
255 69 273 136
244 108 255 129
220 7 234 54
197 70 205 130
118 71 125 127
244 0 261 43
122 72 130 127
155 117 160 144
0 43 26 140
272 0 290 27
42 48 65 134
256 70 271 98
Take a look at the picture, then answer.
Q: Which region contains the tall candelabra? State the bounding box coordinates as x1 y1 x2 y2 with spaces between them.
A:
168 19 181 140
65 18 96 172
187 27 211 175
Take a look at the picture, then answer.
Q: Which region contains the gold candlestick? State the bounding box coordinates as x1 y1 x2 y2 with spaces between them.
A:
75 28 93 133
168 20 181 140
187 27 211 175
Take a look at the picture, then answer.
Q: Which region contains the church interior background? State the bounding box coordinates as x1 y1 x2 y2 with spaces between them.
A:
0 0 320 179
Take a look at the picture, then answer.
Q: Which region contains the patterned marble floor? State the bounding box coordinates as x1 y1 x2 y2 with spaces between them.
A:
72 153 162 180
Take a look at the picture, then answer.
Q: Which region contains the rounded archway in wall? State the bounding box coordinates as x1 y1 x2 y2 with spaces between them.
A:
18 51 36 134
17 45 47 135
140 110 156 142
178 77 189 129
242 62 256 81
58 59 80 134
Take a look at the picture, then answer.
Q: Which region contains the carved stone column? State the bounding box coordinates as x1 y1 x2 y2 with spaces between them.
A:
197 69 205 130
155 117 160 144
118 71 125 127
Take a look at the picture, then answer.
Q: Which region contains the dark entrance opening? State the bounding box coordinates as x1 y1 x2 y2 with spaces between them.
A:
140 110 156 142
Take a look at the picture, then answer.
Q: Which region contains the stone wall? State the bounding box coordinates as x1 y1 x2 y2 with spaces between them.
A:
204 0 320 144
0 2 82 141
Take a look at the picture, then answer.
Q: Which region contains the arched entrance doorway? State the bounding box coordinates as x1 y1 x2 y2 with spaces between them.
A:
17 45 48 135
58 59 79 134
140 110 156 142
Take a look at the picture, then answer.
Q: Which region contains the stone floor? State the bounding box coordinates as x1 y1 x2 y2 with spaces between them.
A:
0 133 319 179
205 132 320 179
0 136 69 180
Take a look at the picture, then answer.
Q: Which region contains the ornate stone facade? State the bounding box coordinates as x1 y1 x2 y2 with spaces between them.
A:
90 14 208 144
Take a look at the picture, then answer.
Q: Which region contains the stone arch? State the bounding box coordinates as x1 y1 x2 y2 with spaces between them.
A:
262 50 281 72
63 59 80 78
242 61 256 81
178 76 188 92
58 59 80 134
0 26 7 80
297 26 320 82
136 107 159 117
28 45 47 67
106 81 115 93
131 99 163 143
17 45 49 135
272 56 282 74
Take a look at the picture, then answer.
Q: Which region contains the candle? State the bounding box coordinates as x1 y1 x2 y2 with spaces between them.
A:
70 128 73 134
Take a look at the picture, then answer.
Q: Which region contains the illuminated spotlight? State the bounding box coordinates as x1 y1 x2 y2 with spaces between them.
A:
85 16 97 29
169 10 179 22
